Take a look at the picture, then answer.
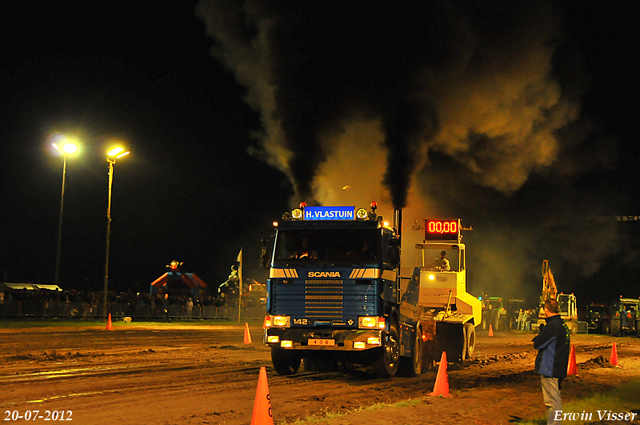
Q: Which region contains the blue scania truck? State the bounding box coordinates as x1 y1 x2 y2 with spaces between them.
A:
260 203 481 377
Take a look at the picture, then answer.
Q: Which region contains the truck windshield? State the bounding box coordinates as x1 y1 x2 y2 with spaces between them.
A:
274 229 380 265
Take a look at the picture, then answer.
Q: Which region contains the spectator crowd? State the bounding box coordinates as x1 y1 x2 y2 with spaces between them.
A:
0 287 249 320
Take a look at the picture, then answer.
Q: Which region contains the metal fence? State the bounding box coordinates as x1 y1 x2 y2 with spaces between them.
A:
0 300 266 321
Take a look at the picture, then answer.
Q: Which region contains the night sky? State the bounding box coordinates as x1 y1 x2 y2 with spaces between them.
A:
1 1 639 306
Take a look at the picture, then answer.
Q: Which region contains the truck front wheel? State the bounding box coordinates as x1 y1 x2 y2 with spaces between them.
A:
271 348 301 375
373 325 400 378
398 325 423 377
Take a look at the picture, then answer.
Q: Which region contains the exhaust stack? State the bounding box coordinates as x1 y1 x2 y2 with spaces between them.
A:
394 208 402 247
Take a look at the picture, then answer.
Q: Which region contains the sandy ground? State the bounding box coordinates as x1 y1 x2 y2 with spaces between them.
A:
1 323 639 425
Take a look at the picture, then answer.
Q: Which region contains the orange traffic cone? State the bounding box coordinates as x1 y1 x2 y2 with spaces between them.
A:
567 345 578 376
610 342 620 367
488 324 494 337
106 313 113 331
251 367 274 425
244 322 253 345
428 351 451 397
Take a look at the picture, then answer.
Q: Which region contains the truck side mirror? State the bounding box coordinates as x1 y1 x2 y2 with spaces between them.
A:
388 240 400 268
389 249 399 268
260 238 271 269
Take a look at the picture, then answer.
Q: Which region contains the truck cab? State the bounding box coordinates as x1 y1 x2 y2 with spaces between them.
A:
610 298 640 337
262 204 422 377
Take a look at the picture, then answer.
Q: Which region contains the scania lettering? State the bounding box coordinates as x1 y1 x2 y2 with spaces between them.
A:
308 271 341 278
260 204 482 377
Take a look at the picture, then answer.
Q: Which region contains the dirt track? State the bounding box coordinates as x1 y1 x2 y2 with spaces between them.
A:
1 323 639 425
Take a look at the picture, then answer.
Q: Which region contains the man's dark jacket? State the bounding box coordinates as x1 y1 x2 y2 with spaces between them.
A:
533 314 570 380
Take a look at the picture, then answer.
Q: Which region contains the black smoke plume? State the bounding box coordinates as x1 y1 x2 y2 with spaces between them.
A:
197 1 633 302
196 1 458 207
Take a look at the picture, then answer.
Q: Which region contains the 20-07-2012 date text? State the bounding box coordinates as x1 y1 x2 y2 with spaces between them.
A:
4 411 72 421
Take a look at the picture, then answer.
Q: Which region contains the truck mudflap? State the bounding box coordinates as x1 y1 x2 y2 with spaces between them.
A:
264 328 383 352
419 319 473 363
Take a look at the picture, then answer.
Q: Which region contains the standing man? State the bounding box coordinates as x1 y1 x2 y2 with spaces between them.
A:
533 299 570 425
524 309 532 332
517 308 525 330
162 293 171 323
185 297 194 318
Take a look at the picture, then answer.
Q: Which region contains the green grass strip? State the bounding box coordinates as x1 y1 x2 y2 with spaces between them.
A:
277 399 424 424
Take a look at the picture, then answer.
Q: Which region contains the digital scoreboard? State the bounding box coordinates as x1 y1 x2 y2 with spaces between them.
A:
424 218 461 241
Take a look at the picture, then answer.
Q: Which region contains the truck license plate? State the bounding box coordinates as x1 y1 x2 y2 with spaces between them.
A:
308 339 335 346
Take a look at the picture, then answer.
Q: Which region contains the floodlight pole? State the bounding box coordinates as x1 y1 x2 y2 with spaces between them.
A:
102 158 115 321
54 155 68 285
237 247 243 323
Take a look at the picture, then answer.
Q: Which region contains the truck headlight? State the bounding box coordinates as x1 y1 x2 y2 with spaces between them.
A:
272 315 290 328
264 315 290 328
358 316 385 330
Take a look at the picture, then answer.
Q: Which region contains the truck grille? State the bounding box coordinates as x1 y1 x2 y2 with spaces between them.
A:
305 279 343 319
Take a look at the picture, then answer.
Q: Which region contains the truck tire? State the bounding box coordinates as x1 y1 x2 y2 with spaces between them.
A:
303 357 318 372
373 325 400 378
636 320 640 338
398 325 423 377
464 323 476 358
461 325 468 361
271 348 301 375
610 319 621 337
